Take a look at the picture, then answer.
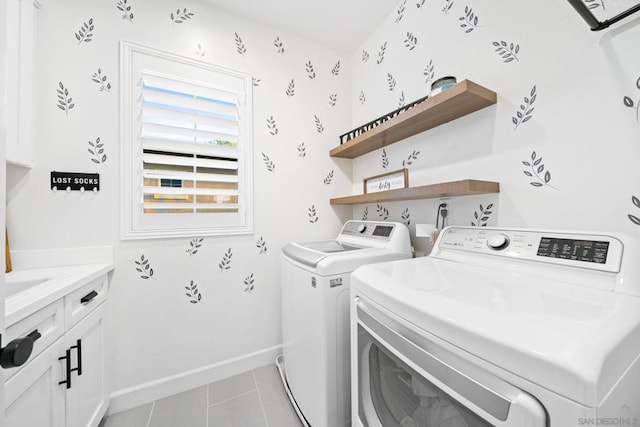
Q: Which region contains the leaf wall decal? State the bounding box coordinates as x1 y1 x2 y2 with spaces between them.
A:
404 32 418 50
331 61 341 76
56 82 75 115
323 170 334 185
266 116 279 135
186 238 203 256
116 0 134 22
395 0 407 23
471 203 494 227
376 42 387 65
285 79 295 98
75 18 95 44
314 115 324 134
261 152 276 172
459 6 479 32
88 137 107 164
234 32 247 56
398 91 405 108
297 143 306 158
387 73 397 91
273 36 285 54
423 59 435 85
305 61 316 79
492 41 520 63
513 85 537 130
401 208 410 226
376 204 389 220
521 151 557 190
442 0 454 14
256 237 268 254
171 8 194 24
243 274 255 293
381 150 390 169
402 150 420 167
134 254 154 279
185 280 202 304
219 248 233 271
91 68 112 92
308 205 319 223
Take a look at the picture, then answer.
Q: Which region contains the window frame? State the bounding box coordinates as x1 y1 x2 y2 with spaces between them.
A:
120 41 253 240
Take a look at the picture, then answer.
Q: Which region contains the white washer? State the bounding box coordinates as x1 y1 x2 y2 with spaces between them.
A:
351 226 640 427
279 221 412 427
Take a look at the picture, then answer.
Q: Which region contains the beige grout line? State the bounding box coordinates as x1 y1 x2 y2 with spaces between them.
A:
207 389 257 408
206 384 209 427
252 369 270 427
146 401 155 427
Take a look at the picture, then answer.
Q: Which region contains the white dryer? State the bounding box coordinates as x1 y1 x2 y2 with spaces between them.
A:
351 226 640 427
279 221 412 427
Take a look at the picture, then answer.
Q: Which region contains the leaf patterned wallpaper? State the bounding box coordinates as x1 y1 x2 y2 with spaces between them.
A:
350 0 640 237
8 0 640 405
6 0 351 396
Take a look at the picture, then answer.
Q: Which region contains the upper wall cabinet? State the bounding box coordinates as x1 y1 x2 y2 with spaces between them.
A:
5 0 42 168
330 80 497 159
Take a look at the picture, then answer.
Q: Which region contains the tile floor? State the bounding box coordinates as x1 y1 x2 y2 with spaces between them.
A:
100 364 304 427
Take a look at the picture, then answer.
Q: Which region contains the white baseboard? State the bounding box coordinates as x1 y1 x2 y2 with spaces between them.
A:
107 344 283 415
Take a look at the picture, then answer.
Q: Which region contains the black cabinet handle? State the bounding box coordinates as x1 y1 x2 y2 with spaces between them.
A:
70 339 82 376
80 290 98 304
27 329 42 343
58 349 72 389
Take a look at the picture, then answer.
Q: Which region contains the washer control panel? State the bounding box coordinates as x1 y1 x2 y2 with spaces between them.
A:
436 227 623 273
341 221 395 240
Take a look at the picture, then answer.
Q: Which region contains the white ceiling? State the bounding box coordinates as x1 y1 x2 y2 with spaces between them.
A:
202 0 399 53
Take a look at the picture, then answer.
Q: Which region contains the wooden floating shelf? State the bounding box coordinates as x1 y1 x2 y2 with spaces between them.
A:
329 179 500 205
330 80 497 159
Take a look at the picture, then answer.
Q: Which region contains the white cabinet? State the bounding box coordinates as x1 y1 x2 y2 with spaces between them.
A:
4 274 109 427
4 0 42 167
5 338 66 427
64 304 108 427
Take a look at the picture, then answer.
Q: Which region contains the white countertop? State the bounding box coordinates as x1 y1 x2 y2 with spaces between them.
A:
6 263 114 327
5 246 115 327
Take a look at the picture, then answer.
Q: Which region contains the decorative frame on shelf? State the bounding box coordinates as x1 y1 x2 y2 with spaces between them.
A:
364 168 409 194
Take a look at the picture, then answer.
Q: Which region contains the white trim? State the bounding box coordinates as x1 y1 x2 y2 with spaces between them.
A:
9 246 115 269
119 41 253 240
107 344 282 415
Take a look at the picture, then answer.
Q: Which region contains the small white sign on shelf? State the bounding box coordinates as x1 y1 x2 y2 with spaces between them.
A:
364 169 408 194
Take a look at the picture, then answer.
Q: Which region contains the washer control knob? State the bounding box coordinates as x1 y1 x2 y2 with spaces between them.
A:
487 234 510 250
357 224 367 233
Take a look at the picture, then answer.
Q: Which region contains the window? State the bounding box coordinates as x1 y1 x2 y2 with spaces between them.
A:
120 42 253 239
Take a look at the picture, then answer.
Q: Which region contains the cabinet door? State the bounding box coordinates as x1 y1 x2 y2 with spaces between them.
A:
5 337 66 427
64 303 107 427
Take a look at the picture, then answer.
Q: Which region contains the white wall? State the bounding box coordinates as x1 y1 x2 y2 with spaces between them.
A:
6 0 352 410
348 0 640 253
8 0 640 412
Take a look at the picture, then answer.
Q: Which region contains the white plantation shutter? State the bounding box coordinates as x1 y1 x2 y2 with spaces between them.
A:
121 42 253 239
